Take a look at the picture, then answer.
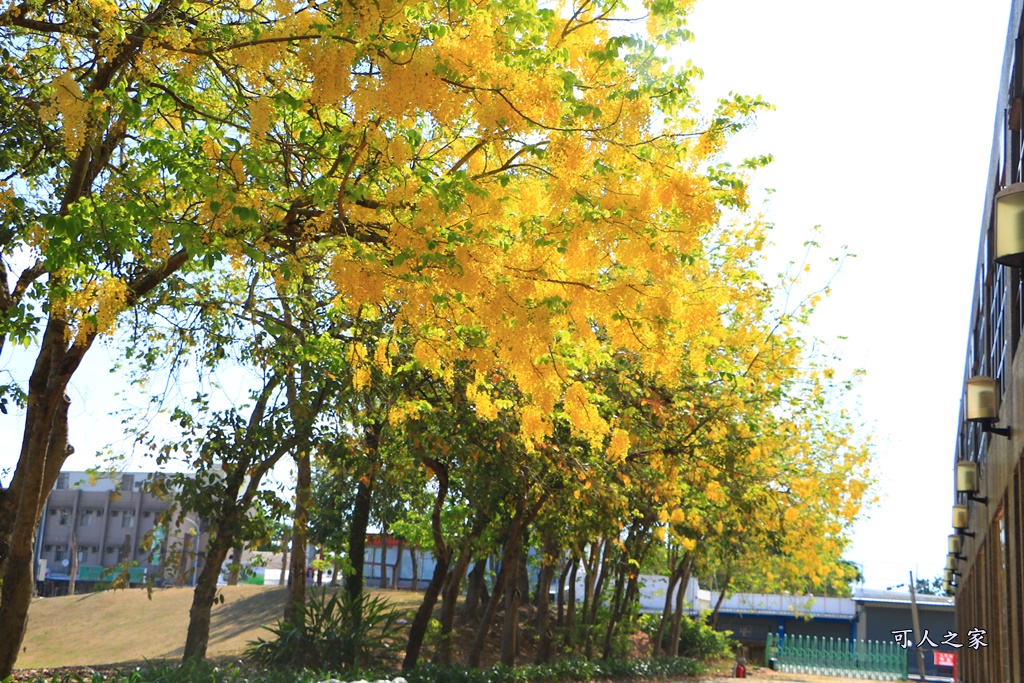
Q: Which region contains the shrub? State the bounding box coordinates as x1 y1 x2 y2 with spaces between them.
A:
403 657 704 683
675 613 734 660
245 588 402 674
10 657 706 683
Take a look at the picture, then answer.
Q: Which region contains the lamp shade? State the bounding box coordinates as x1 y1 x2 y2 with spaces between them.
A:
957 460 980 494
953 504 969 529
944 580 954 595
996 182 1024 266
948 534 962 554
946 555 957 570
944 568 953 582
966 376 1000 421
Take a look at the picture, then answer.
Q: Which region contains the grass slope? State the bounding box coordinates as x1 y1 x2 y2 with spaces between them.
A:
19 586 422 669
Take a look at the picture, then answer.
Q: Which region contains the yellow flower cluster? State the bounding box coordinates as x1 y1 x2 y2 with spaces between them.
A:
40 73 87 156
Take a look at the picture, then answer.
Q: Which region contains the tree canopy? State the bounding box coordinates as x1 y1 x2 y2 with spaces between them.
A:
0 0 873 674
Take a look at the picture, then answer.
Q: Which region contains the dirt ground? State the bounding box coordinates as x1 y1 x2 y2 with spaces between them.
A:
694 667 904 682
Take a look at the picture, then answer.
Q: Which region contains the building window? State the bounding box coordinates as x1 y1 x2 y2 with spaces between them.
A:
77 547 88 564
122 510 135 529
58 509 69 526
80 510 94 527
120 474 134 491
56 473 69 490
54 546 66 563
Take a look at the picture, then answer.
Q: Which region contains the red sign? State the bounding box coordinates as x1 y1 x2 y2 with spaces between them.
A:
935 651 957 667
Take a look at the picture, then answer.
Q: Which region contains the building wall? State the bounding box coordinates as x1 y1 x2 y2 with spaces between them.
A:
859 603 957 679
954 1 1024 681
36 471 211 590
782 617 852 641
858 603 956 644
715 615 780 643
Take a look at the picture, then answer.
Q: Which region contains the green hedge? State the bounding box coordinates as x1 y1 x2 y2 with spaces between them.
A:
4 656 706 683
405 657 704 683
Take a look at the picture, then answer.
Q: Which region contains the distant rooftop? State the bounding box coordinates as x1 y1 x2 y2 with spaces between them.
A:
852 589 954 608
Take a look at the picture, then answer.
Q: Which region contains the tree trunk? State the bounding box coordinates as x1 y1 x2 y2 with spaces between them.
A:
403 546 450 670
463 558 487 621
0 387 77 679
499 527 524 666
437 542 476 664
331 557 340 587
182 533 234 661
481 557 492 604
589 537 613 627
278 529 288 586
179 371 298 665
177 533 194 587
392 540 404 589
379 521 390 589
402 456 450 671
580 540 602 658
580 542 598 631
601 560 627 660
346 476 372 605
556 552 571 627
226 544 242 585
535 533 557 664
0 466 25 582
0 52 192 665
410 546 419 590
68 531 78 596
566 554 578 630
710 571 732 630
602 520 651 661
518 526 530 605
667 560 693 656
284 448 311 624
469 500 524 668
654 554 687 658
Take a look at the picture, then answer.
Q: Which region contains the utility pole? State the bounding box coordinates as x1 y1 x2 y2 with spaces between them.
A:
909 571 927 681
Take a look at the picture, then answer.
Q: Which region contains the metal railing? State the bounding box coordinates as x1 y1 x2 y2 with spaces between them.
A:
765 633 908 680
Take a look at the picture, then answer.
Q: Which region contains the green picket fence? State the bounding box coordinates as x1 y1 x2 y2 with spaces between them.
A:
765 633 908 680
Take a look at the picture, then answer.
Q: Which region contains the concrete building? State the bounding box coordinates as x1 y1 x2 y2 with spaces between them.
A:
35 471 210 594
853 590 958 680
951 1 1024 681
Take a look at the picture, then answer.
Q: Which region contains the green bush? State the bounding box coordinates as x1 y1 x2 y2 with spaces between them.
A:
9 656 706 683
675 613 734 660
403 657 704 683
245 589 402 674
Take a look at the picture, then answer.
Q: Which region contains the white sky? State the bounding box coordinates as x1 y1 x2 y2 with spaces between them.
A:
681 0 1011 590
0 0 1012 592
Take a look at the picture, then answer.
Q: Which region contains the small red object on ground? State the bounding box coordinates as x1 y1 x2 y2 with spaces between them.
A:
733 663 746 678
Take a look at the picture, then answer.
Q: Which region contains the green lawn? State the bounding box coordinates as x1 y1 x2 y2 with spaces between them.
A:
19 585 423 668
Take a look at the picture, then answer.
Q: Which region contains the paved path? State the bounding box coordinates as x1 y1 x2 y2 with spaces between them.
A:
694 667 894 682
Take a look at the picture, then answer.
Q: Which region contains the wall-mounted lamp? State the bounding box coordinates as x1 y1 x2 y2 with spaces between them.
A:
966 376 1011 437
952 504 973 535
995 182 1024 267
948 534 967 560
948 534 961 554
956 460 989 505
945 554 958 571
